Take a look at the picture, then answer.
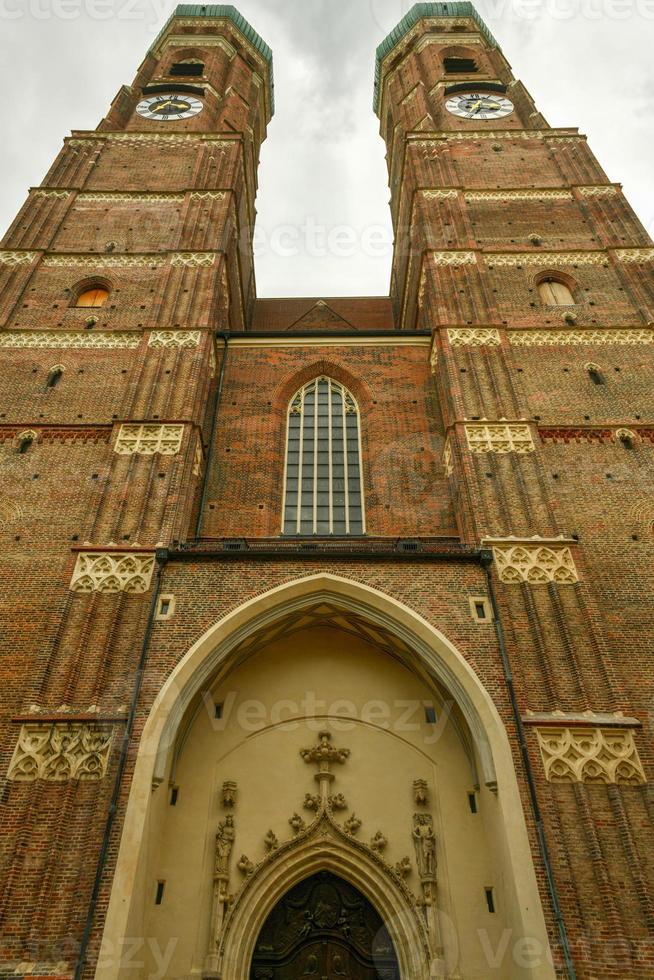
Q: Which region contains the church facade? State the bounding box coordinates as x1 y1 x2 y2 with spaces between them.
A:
0 4 653 979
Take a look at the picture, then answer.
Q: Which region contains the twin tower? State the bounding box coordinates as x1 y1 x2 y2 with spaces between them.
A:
1 5 653 980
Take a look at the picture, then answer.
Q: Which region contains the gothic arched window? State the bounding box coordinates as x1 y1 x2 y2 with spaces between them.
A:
283 377 365 536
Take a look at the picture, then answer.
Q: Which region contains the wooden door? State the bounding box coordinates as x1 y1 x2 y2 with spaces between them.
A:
250 872 400 979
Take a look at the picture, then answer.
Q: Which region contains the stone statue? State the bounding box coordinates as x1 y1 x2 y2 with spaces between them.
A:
412 813 436 880
214 814 235 876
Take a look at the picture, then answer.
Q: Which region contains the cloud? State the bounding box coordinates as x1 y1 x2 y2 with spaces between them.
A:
0 0 652 296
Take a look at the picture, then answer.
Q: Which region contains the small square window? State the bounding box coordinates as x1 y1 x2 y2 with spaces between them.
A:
469 596 493 623
156 594 176 621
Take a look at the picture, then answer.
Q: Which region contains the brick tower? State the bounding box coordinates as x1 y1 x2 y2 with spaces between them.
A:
1 5 653 980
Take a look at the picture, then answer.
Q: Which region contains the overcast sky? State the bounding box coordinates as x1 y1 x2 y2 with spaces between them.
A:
0 0 652 297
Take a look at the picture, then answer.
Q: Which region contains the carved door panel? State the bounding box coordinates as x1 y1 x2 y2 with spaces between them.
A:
250 873 400 980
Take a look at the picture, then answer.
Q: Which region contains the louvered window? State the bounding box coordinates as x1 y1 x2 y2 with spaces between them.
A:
283 377 365 536
538 279 575 306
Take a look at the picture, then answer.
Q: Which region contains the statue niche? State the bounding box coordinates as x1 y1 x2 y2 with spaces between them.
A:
250 871 400 979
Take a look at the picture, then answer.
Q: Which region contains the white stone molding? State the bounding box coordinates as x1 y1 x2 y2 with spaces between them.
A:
69 552 156 594
411 130 583 143
578 185 618 197
509 329 654 346
466 189 573 201
170 252 216 267
32 189 72 199
486 251 607 267
0 251 37 266
465 422 535 455
422 189 459 200
536 727 646 785
615 248 654 263
489 540 579 584
448 328 502 347
148 330 202 348
42 254 166 268
78 192 185 203
190 191 227 201
442 438 453 478
0 331 140 349
7 722 114 782
114 423 184 456
431 251 477 266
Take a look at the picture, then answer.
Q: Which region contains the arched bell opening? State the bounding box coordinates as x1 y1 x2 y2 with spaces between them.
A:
249 871 401 979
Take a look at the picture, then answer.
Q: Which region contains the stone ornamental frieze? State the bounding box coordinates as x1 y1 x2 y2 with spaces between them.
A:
615 248 654 263
42 253 167 269
464 423 536 455
509 329 654 346
69 552 156 594
431 251 477 266
486 251 608 267
489 540 579 584
32 189 72 199
465 189 574 201
536 727 646 785
0 251 37 266
148 330 202 348
6 722 114 782
170 252 216 267
77 192 186 203
114 424 185 456
447 328 502 347
0 331 141 349
411 130 585 143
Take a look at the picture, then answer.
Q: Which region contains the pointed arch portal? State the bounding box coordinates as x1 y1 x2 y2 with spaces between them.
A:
95 573 554 980
250 871 400 978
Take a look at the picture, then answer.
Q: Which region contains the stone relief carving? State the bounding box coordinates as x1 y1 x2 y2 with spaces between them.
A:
237 855 255 877
412 814 437 881
264 830 279 851
7 722 114 781
413 779 429 806
148 330 202 349
370 831 388 852
536 727 646 785
289 813 306 835
69 552 156 594
344 814 362 836
394 857 412 878
464 422 535 455
222 780 237 808
491 542 579 584
0 331 140 349
114 423 184 457
303 792 321 811
466 189 572 201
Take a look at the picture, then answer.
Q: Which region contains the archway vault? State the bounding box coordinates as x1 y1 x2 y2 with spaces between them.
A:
96 572 554 980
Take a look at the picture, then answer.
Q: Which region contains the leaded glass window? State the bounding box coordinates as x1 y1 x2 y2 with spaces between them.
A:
283 377 365 535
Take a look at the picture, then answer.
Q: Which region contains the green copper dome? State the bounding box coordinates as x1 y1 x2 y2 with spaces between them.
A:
374 2 499 114
150 5 274 115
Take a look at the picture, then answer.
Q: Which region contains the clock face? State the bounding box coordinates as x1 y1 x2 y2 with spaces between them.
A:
136 94 204 121
445 92 514 120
